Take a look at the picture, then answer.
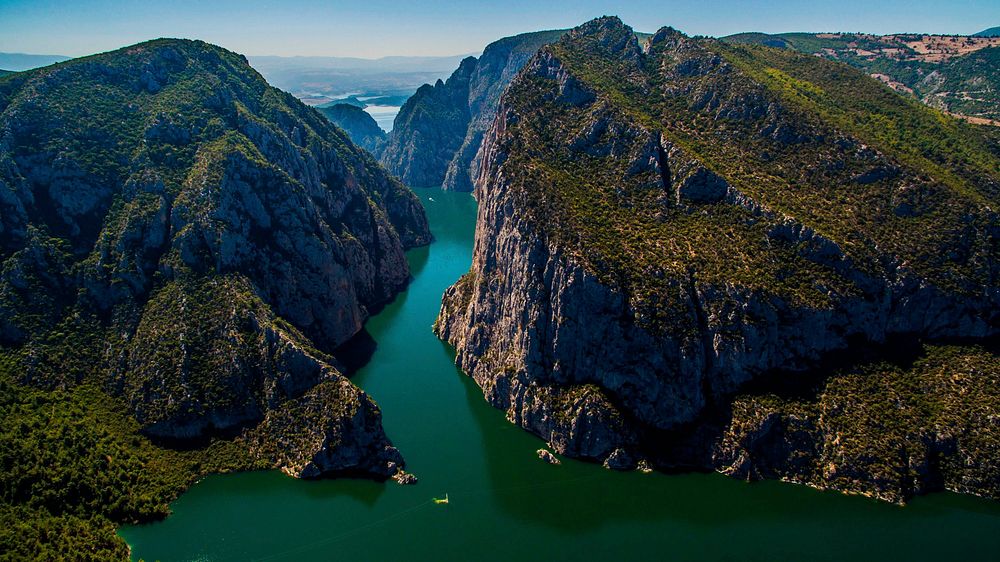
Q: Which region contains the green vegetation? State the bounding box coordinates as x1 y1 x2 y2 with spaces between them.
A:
0 355 262 560
496 20 997 336
724 343 1000 503
722 32 1000 121
0 37 427 559
317 103 386 154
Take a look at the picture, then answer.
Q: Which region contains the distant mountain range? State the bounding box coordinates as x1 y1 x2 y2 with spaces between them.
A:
0 52 70 71
974 27 1000 37
247 53 473 105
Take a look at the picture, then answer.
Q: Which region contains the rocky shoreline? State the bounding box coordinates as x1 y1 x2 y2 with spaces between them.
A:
436 17 1000 503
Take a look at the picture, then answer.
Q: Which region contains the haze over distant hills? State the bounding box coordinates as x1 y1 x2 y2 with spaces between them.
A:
247 53 473 106
974 27 1000 37
0 52 70 71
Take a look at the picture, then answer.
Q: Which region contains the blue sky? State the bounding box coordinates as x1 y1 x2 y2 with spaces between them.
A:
1 0 998 58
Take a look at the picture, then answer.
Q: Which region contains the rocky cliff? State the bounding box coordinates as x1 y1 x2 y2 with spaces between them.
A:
380 31 564 190
714 343 1000 503
436 17 1000 501
441 30 567 192
379 56 477 187
317 102 387 155
0 38 431 478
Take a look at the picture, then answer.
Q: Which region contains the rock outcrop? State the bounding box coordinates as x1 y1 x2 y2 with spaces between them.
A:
437 17 1000 501
379 57 477 187
381 30 565 190
714 344 1000 503
0 38 430 479
317 103 387 155
249 378 403 479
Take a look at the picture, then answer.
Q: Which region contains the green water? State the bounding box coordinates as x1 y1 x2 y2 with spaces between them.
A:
121 188 1000 561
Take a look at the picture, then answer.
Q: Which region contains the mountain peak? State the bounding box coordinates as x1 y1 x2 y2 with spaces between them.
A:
649 26 687 48
562 15 642 62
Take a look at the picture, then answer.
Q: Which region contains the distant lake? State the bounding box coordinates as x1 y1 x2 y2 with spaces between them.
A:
363 104 401 133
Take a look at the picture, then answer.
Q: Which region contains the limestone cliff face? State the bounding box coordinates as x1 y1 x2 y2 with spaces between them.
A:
437 17 1000 498
381 31 564 190
441 30 567 192
0 39 429 478
379 57 477 187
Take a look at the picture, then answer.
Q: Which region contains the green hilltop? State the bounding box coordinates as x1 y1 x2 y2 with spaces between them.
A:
0 37 428 558
506 19 997 319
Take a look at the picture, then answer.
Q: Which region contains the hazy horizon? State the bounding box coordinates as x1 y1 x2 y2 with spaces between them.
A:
1 0 998 60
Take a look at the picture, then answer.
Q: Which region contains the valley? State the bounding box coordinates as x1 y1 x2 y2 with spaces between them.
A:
2 8 999 561
121 188 1000 562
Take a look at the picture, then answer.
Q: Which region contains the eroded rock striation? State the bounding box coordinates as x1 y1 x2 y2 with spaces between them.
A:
436 17 1000 501
0 38 430 479
381 30 565 190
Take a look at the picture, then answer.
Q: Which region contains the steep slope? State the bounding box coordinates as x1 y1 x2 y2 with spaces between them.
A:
0 70 11 77
715 343 1000 504
441 30 567 191
380 31 565 190
0 38 430 557
723 32 1000 122
437 17 1000 502
0 35 432 452
378 56 478 187
918 46 1000 122
317 102 387 154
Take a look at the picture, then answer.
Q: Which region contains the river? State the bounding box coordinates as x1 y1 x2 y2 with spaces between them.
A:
120 187 1000 561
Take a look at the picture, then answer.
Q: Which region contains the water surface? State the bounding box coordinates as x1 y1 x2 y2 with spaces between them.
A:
362 104 400 132
121 187 1000 561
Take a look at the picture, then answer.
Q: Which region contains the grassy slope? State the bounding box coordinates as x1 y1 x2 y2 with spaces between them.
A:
721 32 1000 120
505 27 997 332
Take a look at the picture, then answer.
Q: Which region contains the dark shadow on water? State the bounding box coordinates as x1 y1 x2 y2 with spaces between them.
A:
334 328 378 376
407 245 431 278
300 471 388 508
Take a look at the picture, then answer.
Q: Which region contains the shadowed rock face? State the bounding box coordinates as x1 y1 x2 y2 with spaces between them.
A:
379 56 477 187
436 16 1000 501
0 38 429 478
381 30 565 190
317 103 387 155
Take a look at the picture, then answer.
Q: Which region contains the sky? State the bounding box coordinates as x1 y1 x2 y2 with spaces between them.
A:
1 0 999 59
